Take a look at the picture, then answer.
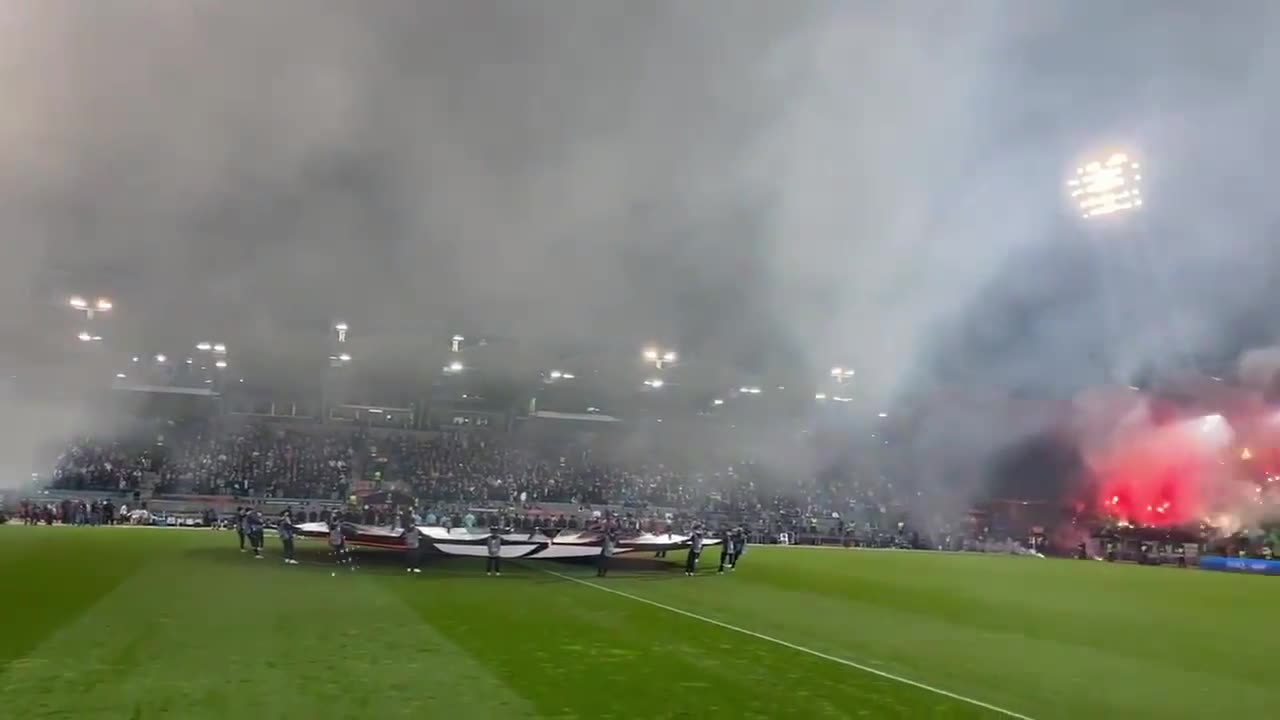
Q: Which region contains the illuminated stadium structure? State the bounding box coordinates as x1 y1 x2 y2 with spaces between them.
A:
1067 151 1143 219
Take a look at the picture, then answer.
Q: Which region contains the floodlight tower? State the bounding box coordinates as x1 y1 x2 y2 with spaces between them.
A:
643 346 678 370
68 295 113 320
1066 149 1178 382
67 295 112 347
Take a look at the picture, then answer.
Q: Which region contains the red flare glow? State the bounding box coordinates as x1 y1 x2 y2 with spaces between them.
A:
1091 422 1208 527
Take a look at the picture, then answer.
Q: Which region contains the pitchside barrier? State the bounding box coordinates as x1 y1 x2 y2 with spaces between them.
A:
1198 555 1280 576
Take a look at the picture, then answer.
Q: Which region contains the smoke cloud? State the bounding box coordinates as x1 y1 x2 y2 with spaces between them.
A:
1 1 1278 516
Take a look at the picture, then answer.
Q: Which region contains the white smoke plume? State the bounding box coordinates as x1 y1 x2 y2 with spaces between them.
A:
1 1 1278 515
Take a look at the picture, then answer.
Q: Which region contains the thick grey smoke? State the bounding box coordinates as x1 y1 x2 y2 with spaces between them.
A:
0 0 814 356
0 0 815 486
765 1 1278 396
755 2 1280 514
2 1 1277 513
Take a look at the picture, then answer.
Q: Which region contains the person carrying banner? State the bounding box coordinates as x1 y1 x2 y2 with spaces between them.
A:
403 520 422 574
731 527 746 570
486 528 502 576
685 528 704 576
236 507 248 552
278 510 298 565
329 515 352 572
597 529 616 577
247 509 265 559
717 527 736 574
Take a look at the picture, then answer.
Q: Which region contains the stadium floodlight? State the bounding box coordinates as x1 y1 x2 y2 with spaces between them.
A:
69 294 112 319
1067 151 1143 219
643 346 677 369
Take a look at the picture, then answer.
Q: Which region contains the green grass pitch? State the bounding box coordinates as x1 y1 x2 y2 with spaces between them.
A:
0 525 1274 719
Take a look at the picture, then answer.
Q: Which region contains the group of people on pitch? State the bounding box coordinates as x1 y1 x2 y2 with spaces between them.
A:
680 526 747 576
235 507 266 559
232 511 748 579
398 513 503 576
236 506 301 565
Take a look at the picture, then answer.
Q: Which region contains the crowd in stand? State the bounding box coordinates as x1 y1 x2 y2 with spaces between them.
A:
50 438 158 492
160 425 354 500
365 432 701 508
51 425 355 501
47 422 902 531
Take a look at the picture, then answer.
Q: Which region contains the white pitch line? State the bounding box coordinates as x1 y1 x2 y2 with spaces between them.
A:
542 568 1035 720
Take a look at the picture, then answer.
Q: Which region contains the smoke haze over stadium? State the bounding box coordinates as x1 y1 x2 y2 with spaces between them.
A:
1 1 1278 518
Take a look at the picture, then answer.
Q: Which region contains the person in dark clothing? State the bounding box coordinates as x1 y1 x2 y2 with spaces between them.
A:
731 528 746 570
248 509 265 559
597 529 615 577
486 528 502 576
403 522 422 574
685 529 704 576
717 528 736 574
236 507 247 552
278 510 298 564
329 517 351 571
